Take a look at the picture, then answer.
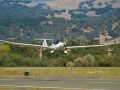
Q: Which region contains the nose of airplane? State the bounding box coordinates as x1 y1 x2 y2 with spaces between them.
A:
62 43 66 47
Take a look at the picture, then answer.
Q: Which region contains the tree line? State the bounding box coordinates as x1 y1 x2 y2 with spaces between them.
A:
0 39 120 67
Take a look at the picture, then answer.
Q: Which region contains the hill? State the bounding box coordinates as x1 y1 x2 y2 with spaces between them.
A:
19 0 120 10
0 0 120 19
0 0 120 44
18 0 120 19
0 16 120 44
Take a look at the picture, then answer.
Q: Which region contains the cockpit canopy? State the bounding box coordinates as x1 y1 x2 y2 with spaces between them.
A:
52 41 62 44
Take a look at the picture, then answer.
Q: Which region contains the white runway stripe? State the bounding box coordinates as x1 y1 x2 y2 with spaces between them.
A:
86 81 120 84
0 85 110 90
0 79 14 80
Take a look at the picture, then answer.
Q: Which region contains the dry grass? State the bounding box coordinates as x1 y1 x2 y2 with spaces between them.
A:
0 88 21 90
112 22 119 30
54 12 71 19
0 67 120 77
44 0 87 10
18 0 120 10
0 86 86 90
0 88 85 90
99 34 113 44
85 11 101 17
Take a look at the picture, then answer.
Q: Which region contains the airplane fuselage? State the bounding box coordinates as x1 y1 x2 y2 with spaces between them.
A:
50 41 66 50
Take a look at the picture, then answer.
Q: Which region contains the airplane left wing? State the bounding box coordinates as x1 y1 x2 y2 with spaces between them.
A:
0 40 54 49
66 43 116 49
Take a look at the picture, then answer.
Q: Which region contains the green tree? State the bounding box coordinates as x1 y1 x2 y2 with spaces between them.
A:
99 54 115 67
66 39 80 46
0 45 10 52
66 61 75 67
98 2 102 6
74 54 94 67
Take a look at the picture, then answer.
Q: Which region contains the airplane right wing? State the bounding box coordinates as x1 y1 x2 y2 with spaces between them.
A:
66 43 116 49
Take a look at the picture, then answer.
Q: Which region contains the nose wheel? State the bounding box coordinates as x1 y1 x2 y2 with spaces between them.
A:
50 50 54 54
64 49 71 54
64 50 67 54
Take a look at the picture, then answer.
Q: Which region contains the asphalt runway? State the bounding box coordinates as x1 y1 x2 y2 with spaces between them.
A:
0 76 120 90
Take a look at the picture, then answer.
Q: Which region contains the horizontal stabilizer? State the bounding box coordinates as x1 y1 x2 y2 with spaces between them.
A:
34 38 54 40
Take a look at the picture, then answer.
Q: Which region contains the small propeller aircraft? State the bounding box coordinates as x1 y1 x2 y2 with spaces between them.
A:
0 39 117 54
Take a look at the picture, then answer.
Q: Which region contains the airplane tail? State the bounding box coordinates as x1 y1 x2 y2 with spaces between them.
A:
34 38 54 46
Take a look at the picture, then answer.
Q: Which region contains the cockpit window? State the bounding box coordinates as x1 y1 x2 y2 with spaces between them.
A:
53 41 62 44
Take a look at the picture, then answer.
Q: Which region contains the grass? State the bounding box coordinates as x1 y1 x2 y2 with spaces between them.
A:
0 88 85 90
0 67 120 77
0 86 86 90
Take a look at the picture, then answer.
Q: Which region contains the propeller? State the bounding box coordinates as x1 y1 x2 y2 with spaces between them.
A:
61 38 67 50
61 37 64 42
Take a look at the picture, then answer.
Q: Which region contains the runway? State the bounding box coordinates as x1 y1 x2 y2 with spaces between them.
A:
0 76 120 90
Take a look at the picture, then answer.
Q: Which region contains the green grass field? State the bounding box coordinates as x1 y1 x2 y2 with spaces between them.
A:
0 67 120 77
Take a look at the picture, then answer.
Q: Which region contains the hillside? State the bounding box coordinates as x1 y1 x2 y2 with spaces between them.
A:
0 0 120 44
1 0 120 20
0 16 120 44
20 0 120 10
18 0 120 18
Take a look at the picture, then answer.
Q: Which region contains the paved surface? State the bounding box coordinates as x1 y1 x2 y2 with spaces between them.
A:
0 76 120 90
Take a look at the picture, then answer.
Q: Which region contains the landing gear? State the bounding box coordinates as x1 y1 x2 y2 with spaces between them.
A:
50 50 54 54
64 50 67 54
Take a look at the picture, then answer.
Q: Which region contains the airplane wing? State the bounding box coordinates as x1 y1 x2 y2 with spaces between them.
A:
66 43 116 49
0 40 54 49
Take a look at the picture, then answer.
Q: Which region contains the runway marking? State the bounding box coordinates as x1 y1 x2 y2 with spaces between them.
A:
86 81 120 84
43 78 52 79
0 85 82 89
0 79 14 80
0 85 110 90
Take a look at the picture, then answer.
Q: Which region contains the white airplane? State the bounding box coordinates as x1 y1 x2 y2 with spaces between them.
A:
0 39 117 54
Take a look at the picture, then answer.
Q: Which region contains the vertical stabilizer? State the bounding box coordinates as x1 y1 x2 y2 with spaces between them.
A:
43 39 47 46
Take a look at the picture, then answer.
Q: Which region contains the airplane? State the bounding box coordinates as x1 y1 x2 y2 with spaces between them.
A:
0 39 117 54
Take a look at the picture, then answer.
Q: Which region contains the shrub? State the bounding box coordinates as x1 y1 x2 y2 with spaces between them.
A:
74 54 94 67
83 54 94 67
3 62 17 67
66 62 75 67
74 57 84 67
99 54 115 67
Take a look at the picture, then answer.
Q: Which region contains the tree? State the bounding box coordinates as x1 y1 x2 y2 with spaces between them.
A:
83 54 94 67
105 1 108 5
66 39 80 46
66 61 75 67
94 55 100 67
55 57 67 67
74 54 94 67
98 2 102 6
74 57 84 67
0 45 10 52
99 54 115 67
